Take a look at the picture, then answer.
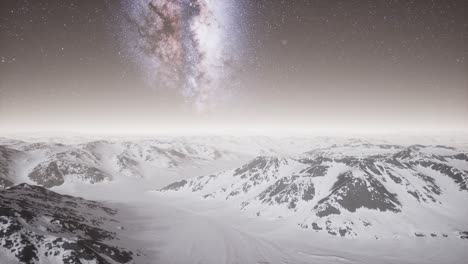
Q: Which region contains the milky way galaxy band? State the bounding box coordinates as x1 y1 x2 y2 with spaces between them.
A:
115 0 242 110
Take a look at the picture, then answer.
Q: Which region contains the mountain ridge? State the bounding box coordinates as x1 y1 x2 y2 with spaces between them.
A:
160 143 468 239
0 183 135 264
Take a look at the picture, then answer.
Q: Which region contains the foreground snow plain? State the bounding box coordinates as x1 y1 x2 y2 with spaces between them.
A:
51 180 468 264
3 134 468 263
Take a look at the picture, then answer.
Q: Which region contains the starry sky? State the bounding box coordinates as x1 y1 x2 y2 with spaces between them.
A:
0 0 467 134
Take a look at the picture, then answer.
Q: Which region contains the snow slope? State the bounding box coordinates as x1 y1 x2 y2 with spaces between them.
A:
0 146 24 188
1 135 468 264
161 143 468 239
0 138 253 188
0 184 136 264
0 135 376 189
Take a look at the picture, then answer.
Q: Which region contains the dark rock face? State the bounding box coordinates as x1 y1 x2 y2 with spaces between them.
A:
257 176 315 210
311 222 322 231
28 162 64 188
359 159 383 176
0 184 134 263
331 172 354 192
314 171 400 217
452 153 468 162
300 165 329 177
418 161 468 191
28 159 110 188
160 180 188 191
387 171 402 184
384 158 407 169
160 143 468 238
190 174 218 193
339 227 353 237
315 203 341 217
2 139 228 189
302 184 316 201
117 154 139 170
168 149 187 159
416 173 442 196
460 231 468 240
392 145 428 160
2 143 113 188
233 156 280 178
415 232 425 237
335 175 401 213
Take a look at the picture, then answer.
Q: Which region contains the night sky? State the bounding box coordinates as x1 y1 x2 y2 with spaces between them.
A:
1 0 467 134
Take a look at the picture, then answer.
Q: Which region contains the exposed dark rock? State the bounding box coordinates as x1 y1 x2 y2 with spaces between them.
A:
452 153 468 162
302 185 315 201
393 145 425 160
301 165 329 177
415 232 425 237
407 190 421 202
335 157 359 167
362 220 371 227
202 193 214 199
0 183 134 263
315 202 341 217
311 222 322 231
160 180 188 191
234 157 281 180
159 143 468 238
325 172 401 213
226 190 240 199
460 231 468 240
387 171 402 184
360 160 382 176
168 149 187 159
419 161 468 191
257 176 315 210
416 173 442 195
385 158 407 169
28 162 64 188
298 156 333 164
330 172 354 192
117 154 138 169
339 227 353 237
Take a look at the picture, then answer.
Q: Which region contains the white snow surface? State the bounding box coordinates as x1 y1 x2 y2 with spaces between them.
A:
1 134 468 263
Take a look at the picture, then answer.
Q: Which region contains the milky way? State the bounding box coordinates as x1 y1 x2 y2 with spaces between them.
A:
115 0 242 111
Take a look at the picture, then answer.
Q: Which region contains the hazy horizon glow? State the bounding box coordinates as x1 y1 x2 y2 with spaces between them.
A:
1 0 467 134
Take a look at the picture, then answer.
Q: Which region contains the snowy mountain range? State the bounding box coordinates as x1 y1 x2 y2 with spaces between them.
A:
1 136 468 263
0 136 378 189
0 138 251 188
0 183 135 264
160 143 468 239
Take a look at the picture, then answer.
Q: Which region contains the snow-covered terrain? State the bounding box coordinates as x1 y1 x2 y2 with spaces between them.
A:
1 135 468 263
0 145 24 188
0 183 137 264
160 143 468 240
0 137 256 189
0 135 381 189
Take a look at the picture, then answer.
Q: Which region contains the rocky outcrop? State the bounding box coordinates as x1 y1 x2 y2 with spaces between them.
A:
0 183 134 264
